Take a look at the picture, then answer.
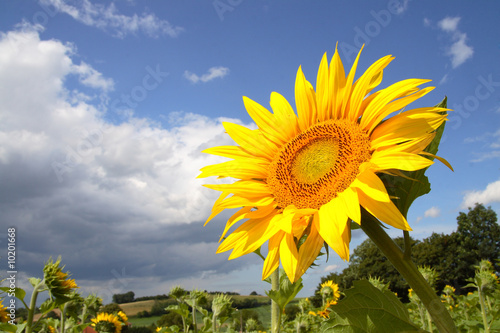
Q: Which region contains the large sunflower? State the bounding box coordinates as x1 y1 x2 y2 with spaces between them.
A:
199 46 450 283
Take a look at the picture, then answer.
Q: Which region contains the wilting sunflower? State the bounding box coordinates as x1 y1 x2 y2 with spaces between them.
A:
199 46 451 283
43 257 79 300
91 313 122 333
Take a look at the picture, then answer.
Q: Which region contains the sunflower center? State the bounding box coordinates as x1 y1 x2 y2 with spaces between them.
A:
268 119 371 209
292 138 339 184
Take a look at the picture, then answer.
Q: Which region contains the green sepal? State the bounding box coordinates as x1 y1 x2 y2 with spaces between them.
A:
379 97 449 219
265 268 303 313
319 280 425 332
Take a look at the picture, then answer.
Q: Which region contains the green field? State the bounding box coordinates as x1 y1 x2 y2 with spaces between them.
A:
119 295 278 329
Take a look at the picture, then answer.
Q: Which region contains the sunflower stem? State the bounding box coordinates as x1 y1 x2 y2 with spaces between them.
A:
360 211 457 333
25 281 43 333
271 268 280 333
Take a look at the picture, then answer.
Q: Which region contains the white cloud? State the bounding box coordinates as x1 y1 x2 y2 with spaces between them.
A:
462 179 500 208
184 67 230 84
323 264 340 272
71 62 115 91
438 17 461 32
394 0 410 14
0 24 251 293
437 16 473 68
39 0 183 38
439 74 448 85
465 129 500 162
424 206 440 218
423 17 431 27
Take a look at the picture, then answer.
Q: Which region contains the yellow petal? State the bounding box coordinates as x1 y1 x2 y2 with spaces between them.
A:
337 187 361 224
202 145 250 159
371 151 434 171
295 66 317 131
316 53 330 122
270 92 299 139
243 96 289 146
339 45 363 119
219 206 253 241
359 79 433 131
316 199 350 260
420 152 454 171
223 122 276 160
347 54 393 121
216 195 275 210
204 180 272 198
370 108 447 149
262 232 283 280
198 159 268 179
351 169 391 203
218 216 279 258
280 232 298 282
329 44 346 119
358 190 411 231
205 191 231 225
294 225 324 282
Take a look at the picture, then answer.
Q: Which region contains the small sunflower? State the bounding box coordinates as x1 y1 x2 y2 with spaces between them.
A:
117 311 128 324
200 46 451 282
0 302 8 323
320 280 340 300
91 313 122 333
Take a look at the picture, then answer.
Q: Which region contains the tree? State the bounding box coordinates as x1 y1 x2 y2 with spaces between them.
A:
100 303 123 314
455 203 500 274
412 232 460 292
314 203 500 301
112 291 135 304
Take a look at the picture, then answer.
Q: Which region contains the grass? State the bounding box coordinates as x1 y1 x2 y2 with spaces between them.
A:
118 294 291 328
127 315 163 327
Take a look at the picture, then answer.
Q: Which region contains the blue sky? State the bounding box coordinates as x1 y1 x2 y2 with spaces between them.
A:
0 0 499 303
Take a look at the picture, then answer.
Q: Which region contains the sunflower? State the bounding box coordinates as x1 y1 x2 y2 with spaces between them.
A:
117 311 128 324
199 46 451 283
91 313 122 333
43 257 79 300
0 302 8 323
320 280 340 300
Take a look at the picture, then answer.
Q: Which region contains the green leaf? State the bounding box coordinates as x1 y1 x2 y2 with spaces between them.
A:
379 97 448 219
28 277 42 288
0 323 17 333
166 304 190 319
265 269 303 313
0 287 26 302
320 280 425 333
39 298 56 315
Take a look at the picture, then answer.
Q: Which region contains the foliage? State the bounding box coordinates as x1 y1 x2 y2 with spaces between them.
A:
0 257 103 333
101 303 125 314
113 291 136 304
314 204 500 306
413 203 500 293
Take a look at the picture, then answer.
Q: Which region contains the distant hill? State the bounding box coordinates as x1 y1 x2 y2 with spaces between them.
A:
118 294 271 317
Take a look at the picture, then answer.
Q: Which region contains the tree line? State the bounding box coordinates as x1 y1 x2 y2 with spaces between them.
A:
312 203 500 306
